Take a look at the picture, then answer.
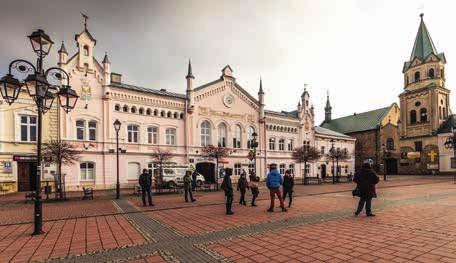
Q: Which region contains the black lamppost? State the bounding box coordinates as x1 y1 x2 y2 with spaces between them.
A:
0 29 79 235
113 119 121 199
381 143 390 181
251 131 258 175
329 139 336 184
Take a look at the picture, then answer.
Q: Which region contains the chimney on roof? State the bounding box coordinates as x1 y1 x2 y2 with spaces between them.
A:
111 73 122 84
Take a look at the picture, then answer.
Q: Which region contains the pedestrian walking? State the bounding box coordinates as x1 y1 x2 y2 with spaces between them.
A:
191 170 198 191
183 170 196 202
221 168 234 215
353 159 379 217
237 173 249 205
138 169 154 206
266 164 287 212
248 170 260 207
282 169 294 208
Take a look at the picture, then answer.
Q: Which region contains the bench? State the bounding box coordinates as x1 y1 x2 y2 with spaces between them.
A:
82 187 94 200
304 177 322 185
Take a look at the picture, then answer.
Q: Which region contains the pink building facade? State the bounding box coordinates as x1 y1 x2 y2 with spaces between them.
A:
56 23 355 190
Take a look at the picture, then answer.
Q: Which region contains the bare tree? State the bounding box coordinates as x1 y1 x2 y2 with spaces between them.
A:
150 148 173 187
201 145 229 190
328 148 351 183
41 139 80 199
292 146 321 184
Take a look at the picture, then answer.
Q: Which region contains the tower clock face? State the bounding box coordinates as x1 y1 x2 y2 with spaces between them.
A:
223 94 235 108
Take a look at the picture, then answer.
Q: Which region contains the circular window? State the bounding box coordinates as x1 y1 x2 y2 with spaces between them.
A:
415 101 421 107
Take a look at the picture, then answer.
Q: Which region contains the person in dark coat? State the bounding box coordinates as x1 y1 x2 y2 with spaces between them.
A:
191 170 198 191
183 171 196 202
237 173 249 205
221 168 234 215
282 170 294 208
249 170 260 207
353 159 379 216
138 169 154 206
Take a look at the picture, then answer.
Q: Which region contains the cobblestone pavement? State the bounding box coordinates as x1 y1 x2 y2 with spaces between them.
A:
0 176 455 262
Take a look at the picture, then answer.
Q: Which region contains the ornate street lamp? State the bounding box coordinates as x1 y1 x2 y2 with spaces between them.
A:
381 143 391 181
251 131 258 176
329 139 336 184
113 119 122 199
0 29 79 236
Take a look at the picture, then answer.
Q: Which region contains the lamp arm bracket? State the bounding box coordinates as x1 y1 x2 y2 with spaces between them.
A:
45 67 70 87
8 59 37 80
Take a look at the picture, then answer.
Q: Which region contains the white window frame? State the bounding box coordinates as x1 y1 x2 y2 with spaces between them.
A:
247 126 255 149
234 163 242 175
279 138 285 151
233 125 241 148
201 121 211 146
80 162 95 181
218 123 227 147
20 115 37 142
127 125 139 143
88 121 97 141
76 120 86 141
279 164 286 175
166 128 176 145
288 140 294 151
269 138 276 151
148 126 159 144
289 164 294 175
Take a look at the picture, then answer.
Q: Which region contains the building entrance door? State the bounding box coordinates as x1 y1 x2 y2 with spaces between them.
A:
320 164 326 179
196 162 215 183
17 162 37 192
386 158 398 174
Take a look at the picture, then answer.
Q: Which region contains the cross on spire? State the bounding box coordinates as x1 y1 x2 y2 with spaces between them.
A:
81 12 89 30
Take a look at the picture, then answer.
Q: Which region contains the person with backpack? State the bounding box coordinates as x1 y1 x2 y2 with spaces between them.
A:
266 164 287 212
237 173 249 205
353 159 379 217
221 168 234 215
282 169 294 208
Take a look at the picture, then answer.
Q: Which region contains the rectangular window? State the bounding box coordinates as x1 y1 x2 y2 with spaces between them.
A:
289 164 294 175
279 164 286 175
234 163 242 175
288 140 294 151
80 162 95 180
269 138 275 150
321 146 325 154
414 141 423 152
166 128 176 145
20 115 37 142
305 164 310 175
148 127 158 144
279 139 285 151
127 125 139 143
88 121 97 141
76 120 85 140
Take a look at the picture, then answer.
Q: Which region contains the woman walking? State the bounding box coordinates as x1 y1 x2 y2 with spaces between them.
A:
248 170 260 207
282 170 294 208
353 159 379 217
237 173 249 205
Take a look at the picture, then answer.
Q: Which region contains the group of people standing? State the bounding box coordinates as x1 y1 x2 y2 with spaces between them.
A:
138 159 380 217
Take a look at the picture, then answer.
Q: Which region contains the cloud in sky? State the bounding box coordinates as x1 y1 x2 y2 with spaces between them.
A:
1 0 455 123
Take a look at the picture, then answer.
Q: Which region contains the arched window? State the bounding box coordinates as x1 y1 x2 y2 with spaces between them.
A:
247 127 255 149
386 138 394 150
127 125 139 143
160 110 165 117
173 112 178 119
410 110 417 124
428 68 435 79
88 121 97 141
201 121 211 146
420 108 428 122
288 140 294 151
154 109 158 116
218 123 227 147
179 113 184 119
166 128 176 145
269 137 276 150
167 111 172 118
414 71 420 82
233 125 241 148
406 76 409 85
146 108 152 115
80 162 95 180
131 107 137 114
123 105 128 112
439 107 442 119
83 45 89 56
138 108 144 115
114 104 120 111
76 120 85 140
279 139 285 151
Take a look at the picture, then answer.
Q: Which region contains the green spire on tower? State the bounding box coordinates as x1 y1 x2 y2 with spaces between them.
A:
410 13 438 61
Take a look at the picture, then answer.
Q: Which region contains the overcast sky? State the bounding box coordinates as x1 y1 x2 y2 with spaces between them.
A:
1 0 455 123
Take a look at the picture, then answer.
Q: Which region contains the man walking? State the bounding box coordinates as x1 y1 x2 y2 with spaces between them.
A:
282 169 294 208
237 173 249 205
138 169 154 206
354 159 379 217
183 170 196 202
221 168 234 215
266 164 287 212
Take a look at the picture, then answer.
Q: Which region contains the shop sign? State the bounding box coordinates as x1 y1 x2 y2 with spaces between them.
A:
13 155 37 162
2 161 12 173
427 164 439 170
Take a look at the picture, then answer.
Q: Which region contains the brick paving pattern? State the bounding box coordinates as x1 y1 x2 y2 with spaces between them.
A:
0 176 455 262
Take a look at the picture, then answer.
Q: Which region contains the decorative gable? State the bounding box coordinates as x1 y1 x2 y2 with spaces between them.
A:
410 57 423 67
425 53 439 63
221 65 234 78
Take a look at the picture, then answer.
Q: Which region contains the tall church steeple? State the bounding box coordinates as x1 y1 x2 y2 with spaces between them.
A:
324 91 332 123
186 59 195 112
409 13 437 61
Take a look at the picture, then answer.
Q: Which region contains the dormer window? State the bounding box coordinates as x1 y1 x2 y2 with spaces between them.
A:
414 71 420 82
428 68 435 79
83 45 89 56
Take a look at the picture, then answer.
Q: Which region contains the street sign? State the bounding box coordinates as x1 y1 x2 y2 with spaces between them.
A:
407 152 421 159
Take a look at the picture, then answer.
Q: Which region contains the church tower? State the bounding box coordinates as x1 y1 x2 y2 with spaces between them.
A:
324 92 332 123
399 13 449 138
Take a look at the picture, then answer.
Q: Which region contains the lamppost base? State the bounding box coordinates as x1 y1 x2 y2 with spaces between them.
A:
32 230 44 236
